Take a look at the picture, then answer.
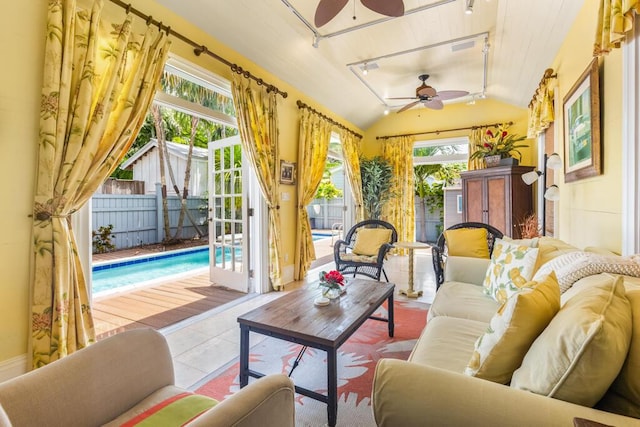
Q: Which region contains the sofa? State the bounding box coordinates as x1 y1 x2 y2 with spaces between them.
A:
373 236 640 426
0 328 295 427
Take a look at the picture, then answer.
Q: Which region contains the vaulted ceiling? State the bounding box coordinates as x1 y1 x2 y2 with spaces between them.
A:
156 0 584 129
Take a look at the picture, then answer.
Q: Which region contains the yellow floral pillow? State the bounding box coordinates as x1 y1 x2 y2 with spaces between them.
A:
444 228 490 258
352 228 393 256
465 272 560 384
483 238 540 303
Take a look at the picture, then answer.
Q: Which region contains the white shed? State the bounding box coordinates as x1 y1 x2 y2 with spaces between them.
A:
120 139 208 197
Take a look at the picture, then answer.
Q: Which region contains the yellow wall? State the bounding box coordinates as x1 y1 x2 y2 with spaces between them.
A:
0 0 361 364
550 1 623 251
362 98 532 164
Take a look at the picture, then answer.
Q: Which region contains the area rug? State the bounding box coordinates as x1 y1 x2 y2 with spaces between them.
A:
194 300 429 427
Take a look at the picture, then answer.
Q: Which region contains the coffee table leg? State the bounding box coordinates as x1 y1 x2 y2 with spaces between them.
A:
388 293 394 337
327 348 338 427
240 325 249 388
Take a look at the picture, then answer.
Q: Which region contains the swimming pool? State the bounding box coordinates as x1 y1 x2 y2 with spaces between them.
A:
92 246 235 295
312 232 332 241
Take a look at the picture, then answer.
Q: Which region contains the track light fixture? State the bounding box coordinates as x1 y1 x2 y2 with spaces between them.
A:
465 0 474 14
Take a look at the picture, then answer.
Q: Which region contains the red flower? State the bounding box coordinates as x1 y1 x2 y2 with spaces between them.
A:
501 131 508 138
320 270 345 287
483 142 492 148
486 129 494 138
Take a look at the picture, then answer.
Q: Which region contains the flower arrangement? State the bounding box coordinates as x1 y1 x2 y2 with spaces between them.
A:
319 270 345 298
468 125 528 161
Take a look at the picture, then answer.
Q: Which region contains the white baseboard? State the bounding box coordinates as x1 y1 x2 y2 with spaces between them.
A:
0 354 28 382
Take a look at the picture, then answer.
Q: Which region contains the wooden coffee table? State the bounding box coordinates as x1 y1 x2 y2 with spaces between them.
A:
237 279 395 427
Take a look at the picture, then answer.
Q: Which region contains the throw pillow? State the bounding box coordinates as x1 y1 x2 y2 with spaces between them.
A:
510 274 632 407
352 228 392 256
465 272 560 384
532 251 640 294
444 228 490 258
483 238 540 303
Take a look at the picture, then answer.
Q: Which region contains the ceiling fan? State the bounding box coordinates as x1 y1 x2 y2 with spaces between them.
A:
387 74 469 113
315 0 405 27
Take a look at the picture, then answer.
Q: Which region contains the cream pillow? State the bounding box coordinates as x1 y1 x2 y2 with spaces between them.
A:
465 272 560 384
532 251 640 293
351 228 392 256
483 238 540 303
444 228 489 258
511 274 632 407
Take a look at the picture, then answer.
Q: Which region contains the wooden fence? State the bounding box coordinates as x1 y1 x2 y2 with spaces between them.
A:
92 184 207 251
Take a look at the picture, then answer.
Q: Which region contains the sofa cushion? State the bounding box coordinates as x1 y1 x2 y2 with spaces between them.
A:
428 281 500 323
444 228 490 258
534 237 579 271
409 316 487 373
511 274 632 407
465 272 560 384
533 251 640 293
483 238 539 304
352 228 392 256
103 386 218 427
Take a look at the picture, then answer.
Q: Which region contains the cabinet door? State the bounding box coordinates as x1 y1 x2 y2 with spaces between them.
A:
464 178 484 222
486 176 508 234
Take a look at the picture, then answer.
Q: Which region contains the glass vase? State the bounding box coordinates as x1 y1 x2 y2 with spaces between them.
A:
322 287 341 300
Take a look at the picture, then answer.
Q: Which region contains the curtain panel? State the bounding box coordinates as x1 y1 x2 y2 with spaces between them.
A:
231 74 283 290
468 127 487 171
382 136 415 251
527 80 555 138
595 0 640 56
32 0 169 368
294 109 332 280
339 130 365 223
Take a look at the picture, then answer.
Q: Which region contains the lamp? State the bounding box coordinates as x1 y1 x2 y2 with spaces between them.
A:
521 153 562 235
465 0 474 14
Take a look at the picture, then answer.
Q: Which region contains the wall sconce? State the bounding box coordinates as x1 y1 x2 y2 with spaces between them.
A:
521 153 562 235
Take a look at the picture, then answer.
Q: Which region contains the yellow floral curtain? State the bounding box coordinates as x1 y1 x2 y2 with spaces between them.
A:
382 136 415 247
294 109 332 280
231 74 283 290
468 127 486 171
339 129 365 222
595 0 640 56
33 0 170 367
527 78 556 138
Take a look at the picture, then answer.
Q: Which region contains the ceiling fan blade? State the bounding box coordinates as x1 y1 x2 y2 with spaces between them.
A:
386 97 419 100
397 100 421 113
361 0 404 17
417 85 436 97
315 0 349 27
424 99 444 110
436 90 469 100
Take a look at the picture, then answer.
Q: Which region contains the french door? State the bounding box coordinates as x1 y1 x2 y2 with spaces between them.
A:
208 136 250 292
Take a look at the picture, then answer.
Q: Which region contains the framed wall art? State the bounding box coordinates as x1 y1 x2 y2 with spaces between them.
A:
280 160 296 185
563 58 601 183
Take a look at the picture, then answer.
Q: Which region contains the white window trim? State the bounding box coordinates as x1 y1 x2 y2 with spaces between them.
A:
622 15 640 255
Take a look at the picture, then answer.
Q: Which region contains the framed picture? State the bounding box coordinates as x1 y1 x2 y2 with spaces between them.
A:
280 160 296 185
563 58 601 183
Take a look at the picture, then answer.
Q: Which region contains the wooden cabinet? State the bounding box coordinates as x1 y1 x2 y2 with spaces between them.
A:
460 165 534 238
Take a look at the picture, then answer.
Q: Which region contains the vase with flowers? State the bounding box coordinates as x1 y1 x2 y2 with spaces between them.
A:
469 125 528 168
318 270 345 300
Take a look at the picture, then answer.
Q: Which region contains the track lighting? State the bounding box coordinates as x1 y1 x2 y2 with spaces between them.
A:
362 63 368 75
384 108 390 115
465 0 474 14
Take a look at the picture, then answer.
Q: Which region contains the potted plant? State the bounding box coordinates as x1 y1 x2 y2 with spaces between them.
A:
468 125 528 167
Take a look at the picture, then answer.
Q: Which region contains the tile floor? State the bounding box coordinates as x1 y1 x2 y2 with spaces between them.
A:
161 250 437 389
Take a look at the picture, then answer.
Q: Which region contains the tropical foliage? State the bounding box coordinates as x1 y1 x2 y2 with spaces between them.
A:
360 156 394 220
468 125 527 161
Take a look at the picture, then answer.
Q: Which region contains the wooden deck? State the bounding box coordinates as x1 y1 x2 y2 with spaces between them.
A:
93 272 244 340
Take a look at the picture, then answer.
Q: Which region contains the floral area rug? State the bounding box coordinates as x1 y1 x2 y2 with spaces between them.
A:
194 300 429 426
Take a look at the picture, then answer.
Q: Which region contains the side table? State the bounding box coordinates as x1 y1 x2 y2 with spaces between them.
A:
395 241 430 298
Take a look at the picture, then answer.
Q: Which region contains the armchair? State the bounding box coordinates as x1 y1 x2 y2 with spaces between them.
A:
432 222 503 288
333 219 397 281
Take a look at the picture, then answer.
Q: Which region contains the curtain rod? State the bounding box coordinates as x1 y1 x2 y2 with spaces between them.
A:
376 121 514 140
109 0 287 98
528 68 556 108
296 101 362 139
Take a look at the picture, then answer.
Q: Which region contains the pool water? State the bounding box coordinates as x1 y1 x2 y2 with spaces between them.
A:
312 233 331 241
92 246 235 294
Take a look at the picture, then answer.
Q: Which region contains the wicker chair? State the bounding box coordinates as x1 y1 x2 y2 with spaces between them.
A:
333 219 398 281
432 222 504 289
